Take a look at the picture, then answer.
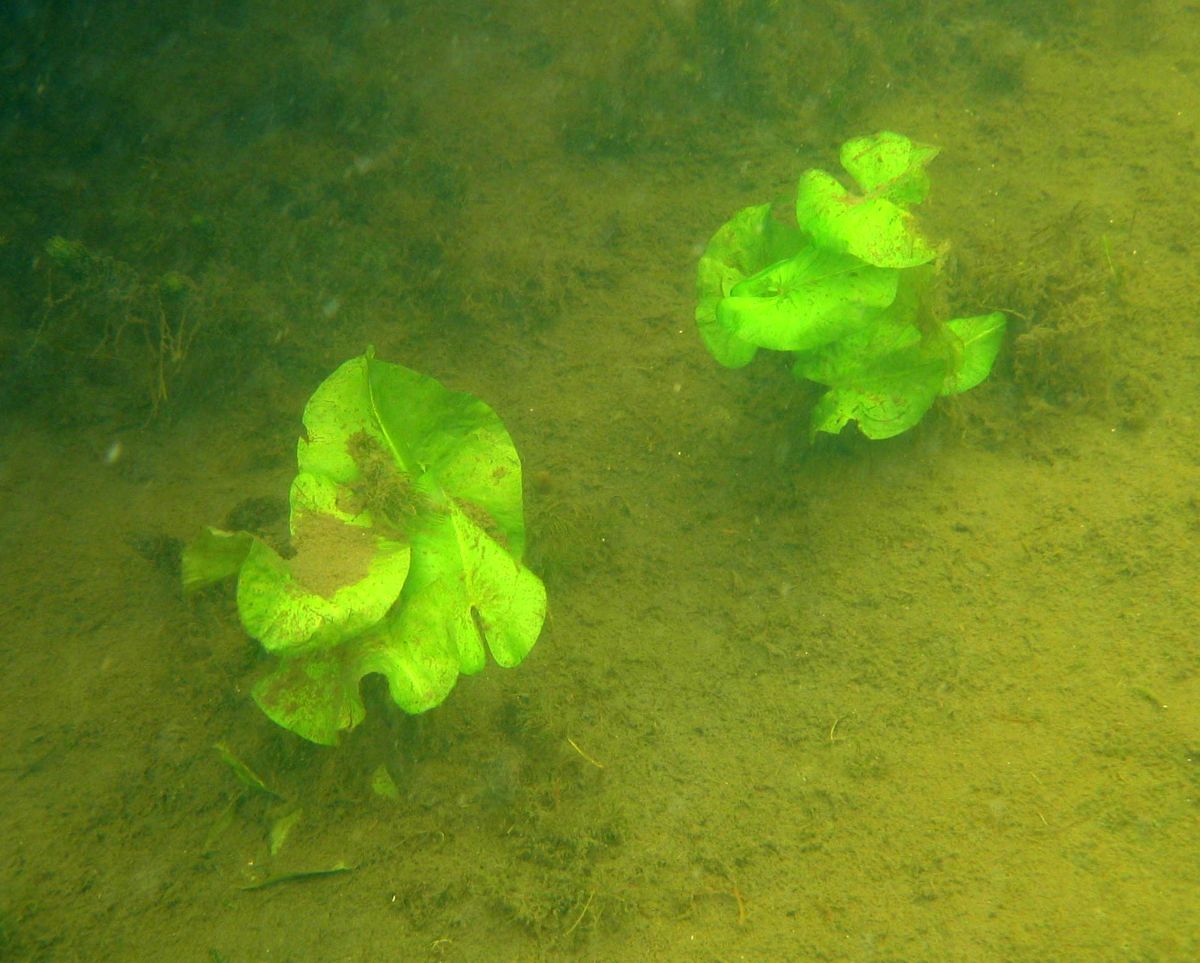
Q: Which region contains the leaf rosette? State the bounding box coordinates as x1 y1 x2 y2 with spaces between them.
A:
184 351 546 744
695 131 1006 439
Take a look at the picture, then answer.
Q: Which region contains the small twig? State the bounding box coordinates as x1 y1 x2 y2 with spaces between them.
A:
721 863 748 925
564 889 595 936
566 736 605 769
691 877 748 926
828 716 845 743
730 878 747 925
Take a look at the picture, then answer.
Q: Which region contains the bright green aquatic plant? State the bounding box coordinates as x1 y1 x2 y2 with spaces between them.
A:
183 350 546 745
696 131 1006 439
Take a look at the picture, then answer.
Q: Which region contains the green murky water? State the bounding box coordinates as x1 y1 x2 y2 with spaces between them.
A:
1 2 1196 959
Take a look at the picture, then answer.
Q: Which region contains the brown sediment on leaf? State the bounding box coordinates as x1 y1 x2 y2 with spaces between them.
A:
287 512 377 598
343 429 428 534
458 497 509 551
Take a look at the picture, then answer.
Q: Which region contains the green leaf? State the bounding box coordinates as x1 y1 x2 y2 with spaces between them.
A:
942 312 1007 395
185 352 546 745
806 369 943 440
794 315 950 440
236 524 410 655
716 247 899 353
796 170 938 269
796 309 1008 439
182 528 255 594
695 202 805 367
366 355 529 559
251 644 371 745
840 131 940 205
370 765 400 801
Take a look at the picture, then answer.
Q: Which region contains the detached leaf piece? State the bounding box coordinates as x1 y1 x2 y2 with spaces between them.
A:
696 131 1005 440
184 351 546 745
240 862 354 891
213 741 282 798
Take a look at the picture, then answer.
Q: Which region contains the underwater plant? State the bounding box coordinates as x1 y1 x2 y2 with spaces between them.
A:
696 131 1006 439
37 236 201 411
183 350 546 745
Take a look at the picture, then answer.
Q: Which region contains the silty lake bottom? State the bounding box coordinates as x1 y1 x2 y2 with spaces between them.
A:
1 2 1197 960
